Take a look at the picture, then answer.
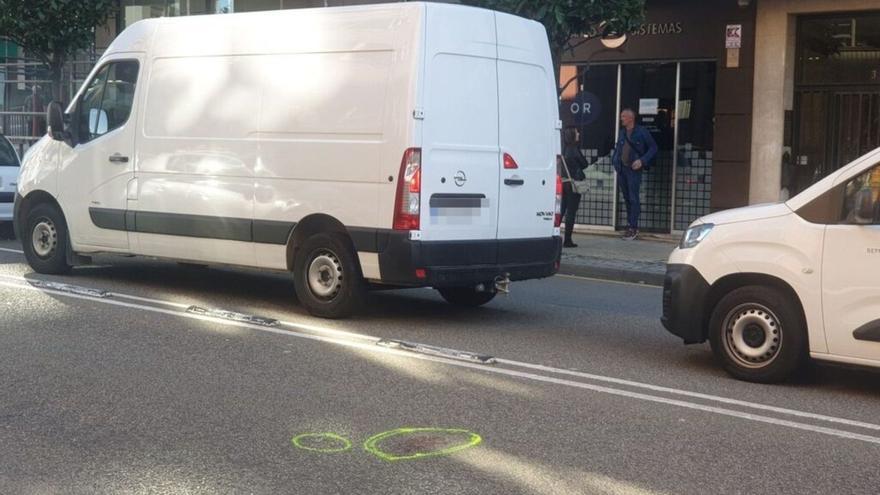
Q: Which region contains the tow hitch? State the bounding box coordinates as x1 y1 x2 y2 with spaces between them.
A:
493 274 510 295
474 273 510 294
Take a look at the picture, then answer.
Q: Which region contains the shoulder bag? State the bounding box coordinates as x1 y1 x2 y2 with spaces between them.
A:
560 155 589 195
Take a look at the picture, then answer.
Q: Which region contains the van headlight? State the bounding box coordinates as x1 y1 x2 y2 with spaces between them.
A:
680 223 714 249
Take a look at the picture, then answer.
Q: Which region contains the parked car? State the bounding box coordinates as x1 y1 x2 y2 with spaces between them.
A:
663 147 880 382
13 3 562 318
0 134 21 227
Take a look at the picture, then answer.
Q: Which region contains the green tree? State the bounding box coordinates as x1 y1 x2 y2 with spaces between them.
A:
0 0 115 101
462 0 646 92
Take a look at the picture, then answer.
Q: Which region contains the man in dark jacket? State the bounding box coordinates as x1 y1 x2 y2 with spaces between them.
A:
612 108 658 240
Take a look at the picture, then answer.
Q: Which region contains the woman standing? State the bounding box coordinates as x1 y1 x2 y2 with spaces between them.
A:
561 127 589 248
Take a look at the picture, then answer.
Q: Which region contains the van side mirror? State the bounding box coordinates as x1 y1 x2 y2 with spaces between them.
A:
47 101 68 142
854 187 877 224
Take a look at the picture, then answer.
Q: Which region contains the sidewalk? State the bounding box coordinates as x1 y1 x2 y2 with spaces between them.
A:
557 230 677 286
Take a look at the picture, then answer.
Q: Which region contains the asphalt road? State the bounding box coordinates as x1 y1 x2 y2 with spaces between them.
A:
0 234 879 494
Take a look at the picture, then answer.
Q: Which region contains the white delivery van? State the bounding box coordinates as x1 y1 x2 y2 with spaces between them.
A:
0 134 20 223
14 3 562 318
663 147 880 382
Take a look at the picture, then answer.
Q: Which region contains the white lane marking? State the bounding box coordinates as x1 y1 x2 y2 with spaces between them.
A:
0 247 24 254
497 359 880 432
0 272 373 340
555 273 663 288
2 278 880 446
278 319 379 342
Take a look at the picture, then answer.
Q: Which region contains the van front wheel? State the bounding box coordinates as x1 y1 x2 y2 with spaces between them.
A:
708 285 806 383
293 233 365 319
437 286 496 307
22 203 71 275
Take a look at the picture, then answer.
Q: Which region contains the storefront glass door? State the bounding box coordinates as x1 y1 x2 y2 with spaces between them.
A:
617 62 677 232
675 62 716 231
560 60 717 233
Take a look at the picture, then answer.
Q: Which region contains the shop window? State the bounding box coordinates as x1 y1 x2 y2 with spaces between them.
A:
674 62 716 231
560 64 617 227
618 62 676 233
798 13 880 86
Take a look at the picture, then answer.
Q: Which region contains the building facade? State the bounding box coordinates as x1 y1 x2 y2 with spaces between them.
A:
562 0 880 232
2 0 879 233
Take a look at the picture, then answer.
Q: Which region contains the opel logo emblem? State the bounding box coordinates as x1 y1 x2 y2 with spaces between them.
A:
454 170 467 187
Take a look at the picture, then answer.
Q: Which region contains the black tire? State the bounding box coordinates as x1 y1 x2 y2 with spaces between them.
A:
708 285 807 383
22 202 71 275
293 232 365 319
437 286 497 307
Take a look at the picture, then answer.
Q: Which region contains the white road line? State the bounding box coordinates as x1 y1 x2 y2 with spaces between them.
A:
0 247 24 254
278 320 379 342
497 359 880 432
2 277 880 446
555 273 663 288
0 272 373 339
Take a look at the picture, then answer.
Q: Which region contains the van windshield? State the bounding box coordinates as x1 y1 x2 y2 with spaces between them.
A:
0 137 17 167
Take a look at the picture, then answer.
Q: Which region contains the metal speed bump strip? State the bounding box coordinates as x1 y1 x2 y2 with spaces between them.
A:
376 339 496 365
28 280 109 298
186 306 279 327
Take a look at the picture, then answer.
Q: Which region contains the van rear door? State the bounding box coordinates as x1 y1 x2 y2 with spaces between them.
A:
495 13 559 240
420 5 499 242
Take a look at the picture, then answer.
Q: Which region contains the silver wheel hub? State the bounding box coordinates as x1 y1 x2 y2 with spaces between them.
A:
307 252 342 299
723 303 782 368
32 219 58 258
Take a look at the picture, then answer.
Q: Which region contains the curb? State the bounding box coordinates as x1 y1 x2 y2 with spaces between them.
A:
557 263 665 286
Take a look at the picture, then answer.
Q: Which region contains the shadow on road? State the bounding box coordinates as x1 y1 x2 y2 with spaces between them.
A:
0 223 15 241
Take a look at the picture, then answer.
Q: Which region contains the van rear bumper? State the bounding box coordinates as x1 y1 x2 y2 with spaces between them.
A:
376 234 561 288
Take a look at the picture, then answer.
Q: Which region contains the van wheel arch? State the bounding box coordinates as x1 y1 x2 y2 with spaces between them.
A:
704 273 807 342
16 190 65 239
286 214 357 272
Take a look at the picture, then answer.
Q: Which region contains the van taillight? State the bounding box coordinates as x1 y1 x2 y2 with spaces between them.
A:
555 173 563 227
503 153 519 169
393 148 422 231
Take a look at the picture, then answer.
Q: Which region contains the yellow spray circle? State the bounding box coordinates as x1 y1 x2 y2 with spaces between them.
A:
363 427 482 461
291 433 352 453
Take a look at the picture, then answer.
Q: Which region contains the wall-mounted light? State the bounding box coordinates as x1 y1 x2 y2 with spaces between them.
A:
601 34 628 49
737 0 751 7
598 21 628 49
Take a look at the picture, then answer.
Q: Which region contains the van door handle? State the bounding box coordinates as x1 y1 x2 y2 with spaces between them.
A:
109 153 129 164
504 178 524 186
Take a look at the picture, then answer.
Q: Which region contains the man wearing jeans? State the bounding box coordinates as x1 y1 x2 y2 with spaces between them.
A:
612 108 658 240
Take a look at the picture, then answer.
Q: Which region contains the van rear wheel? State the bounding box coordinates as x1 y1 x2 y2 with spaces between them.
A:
708 285 806 383
22 203 71 275
437 286 496 307
293 232 366 319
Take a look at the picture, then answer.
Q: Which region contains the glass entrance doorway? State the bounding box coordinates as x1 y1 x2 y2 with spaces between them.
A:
792 12 880 194
560 60 717 233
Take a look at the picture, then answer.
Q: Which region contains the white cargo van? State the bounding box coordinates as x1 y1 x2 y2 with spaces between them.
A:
663 147 880 382
0 134 20 223
13 3 562 318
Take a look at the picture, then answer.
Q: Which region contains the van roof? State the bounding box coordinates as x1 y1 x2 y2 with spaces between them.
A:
104 2 504 57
